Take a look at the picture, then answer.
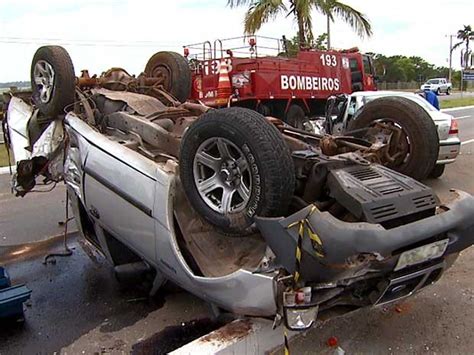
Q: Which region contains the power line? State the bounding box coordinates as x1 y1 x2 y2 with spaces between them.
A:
0 37 180 48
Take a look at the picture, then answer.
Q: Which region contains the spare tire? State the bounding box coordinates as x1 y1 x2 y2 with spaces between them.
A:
348 96 439 181
180 107 295 235
144 51 191 103
31 46 76 117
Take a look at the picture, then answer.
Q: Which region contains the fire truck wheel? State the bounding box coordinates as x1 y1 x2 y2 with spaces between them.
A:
348 96 438 181
144 51 191 103
286 104 308 129
256 103 272 116
180 107 295 235
31 46 76 117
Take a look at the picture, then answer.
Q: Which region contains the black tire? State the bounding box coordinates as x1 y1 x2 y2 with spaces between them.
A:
348 96 439 181
256 103 272 116
430 164 445 179
286 104 308 129
144 51 191 103
31 46 76 117
447 87 451 95
436 88 441 95
180 107 295 235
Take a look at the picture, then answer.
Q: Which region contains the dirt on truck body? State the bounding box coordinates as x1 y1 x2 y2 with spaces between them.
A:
3 45 474 333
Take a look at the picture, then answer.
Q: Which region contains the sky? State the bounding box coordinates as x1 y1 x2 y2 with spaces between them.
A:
0 0 472 82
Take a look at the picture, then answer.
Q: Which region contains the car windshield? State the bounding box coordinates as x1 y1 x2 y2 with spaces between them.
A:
427 79 439 84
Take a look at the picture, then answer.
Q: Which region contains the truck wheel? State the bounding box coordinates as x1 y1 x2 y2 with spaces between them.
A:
256 103 272 116
348 96 439 181
429 164 445 179
31 46 76 117
447 87 451 95
436 88 441 95
180 107 295 235
144 51 191 103
286 104 309 129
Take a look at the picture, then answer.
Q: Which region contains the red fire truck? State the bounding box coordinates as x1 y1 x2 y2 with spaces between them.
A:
181 36 377 127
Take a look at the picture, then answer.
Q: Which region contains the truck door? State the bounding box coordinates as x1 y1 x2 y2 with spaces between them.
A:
362 55 377 91
440 79 447 92
349 58 363 92
83 143 157 263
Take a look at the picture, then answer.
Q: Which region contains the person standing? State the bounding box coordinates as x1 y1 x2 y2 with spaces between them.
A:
417 89 440 110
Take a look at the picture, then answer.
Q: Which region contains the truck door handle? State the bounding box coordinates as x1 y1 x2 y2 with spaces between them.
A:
89 206 100 219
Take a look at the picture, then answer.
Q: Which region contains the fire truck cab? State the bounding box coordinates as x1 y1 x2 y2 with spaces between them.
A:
184 36 377 127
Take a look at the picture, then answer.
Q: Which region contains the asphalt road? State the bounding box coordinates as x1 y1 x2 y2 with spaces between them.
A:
0 176 75 247
0 106 474 354
437 91 474 101
0 235 210 354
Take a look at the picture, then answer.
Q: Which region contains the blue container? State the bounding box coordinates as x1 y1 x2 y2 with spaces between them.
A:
0 267 31 319
0 267 12 290
0 284 32 319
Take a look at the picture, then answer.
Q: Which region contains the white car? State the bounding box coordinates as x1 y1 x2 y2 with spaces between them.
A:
322 91 460 179
420 78 452 95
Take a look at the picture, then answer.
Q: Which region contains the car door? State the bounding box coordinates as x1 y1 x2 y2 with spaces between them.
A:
83 139 157 263
441 79 447 92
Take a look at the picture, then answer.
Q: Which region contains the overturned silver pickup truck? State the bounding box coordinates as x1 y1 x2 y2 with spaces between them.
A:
3 46 474 331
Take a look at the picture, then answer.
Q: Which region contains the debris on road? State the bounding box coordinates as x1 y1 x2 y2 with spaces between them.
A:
327 336 339 348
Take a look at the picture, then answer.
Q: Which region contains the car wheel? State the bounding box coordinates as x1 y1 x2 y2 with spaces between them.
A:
436 88 441 95
180 107 295 235
429 164 445 178
31 46 76 117
286 104 309 129
447 87 451 95
144 51 191 103
348 96 439 181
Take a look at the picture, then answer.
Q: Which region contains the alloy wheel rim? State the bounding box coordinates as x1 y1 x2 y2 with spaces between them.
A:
33 60 55 103
193 137 252 214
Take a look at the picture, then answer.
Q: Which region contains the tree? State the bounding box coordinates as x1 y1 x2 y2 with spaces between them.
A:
453 25 474 69
319 0 372 49
283 32 328 56
227 0 372 49
369 54 452 84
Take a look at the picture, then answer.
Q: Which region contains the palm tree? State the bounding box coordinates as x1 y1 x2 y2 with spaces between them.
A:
453 25 474 69
227 0 372 49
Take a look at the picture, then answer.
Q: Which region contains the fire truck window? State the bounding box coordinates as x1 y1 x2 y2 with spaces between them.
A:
363 56 371 74
349 58 358 72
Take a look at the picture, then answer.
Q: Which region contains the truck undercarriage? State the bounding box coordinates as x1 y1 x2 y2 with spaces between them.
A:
3 45 474 331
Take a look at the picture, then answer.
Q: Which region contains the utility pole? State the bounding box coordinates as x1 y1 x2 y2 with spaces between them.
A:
448 34 454 83
327 15 331 50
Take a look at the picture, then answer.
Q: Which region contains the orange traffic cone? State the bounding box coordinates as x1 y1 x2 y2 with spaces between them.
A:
215 60 232 107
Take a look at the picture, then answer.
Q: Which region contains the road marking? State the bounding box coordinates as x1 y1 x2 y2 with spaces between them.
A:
455 115 471 120
442 105 474 112
461 139 474 146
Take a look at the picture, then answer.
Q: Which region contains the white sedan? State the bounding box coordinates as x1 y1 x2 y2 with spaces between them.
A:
338 91 460 178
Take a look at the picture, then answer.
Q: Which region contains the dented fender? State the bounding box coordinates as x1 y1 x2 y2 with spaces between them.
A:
256 190 474 283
